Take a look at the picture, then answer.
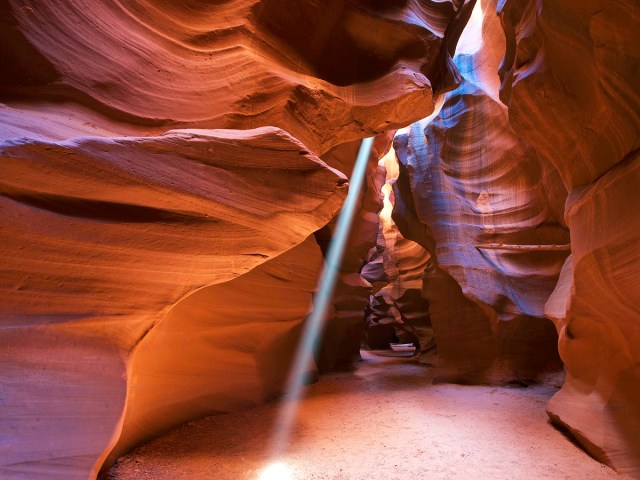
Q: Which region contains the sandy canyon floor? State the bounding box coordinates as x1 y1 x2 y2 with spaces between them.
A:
104 352 627 480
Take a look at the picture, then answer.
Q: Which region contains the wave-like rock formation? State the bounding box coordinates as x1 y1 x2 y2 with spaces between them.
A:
391 0 567 383
1 0 475 154
392 86 565 382
105 235 324 465
1 1 480 478
499 0 640 475
0 127 345 479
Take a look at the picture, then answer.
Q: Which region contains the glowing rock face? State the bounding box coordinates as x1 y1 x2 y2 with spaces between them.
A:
499 0 640 476
390 20 568 382
392 0 640 475
259 463 293 480
0 1 477 478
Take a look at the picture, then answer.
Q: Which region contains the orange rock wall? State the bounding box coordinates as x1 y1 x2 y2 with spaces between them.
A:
105 235 324 465
0 1 477 478
499 0 640 475
0 127 345 479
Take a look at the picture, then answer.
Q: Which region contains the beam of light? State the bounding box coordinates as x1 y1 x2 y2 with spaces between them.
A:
258 462 293 480
454 0 483 57
265 137 375 466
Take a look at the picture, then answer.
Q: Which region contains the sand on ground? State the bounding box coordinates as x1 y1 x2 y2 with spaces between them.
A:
104 351 628 480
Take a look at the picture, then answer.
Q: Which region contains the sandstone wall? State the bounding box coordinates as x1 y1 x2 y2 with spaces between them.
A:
315 135 390 371
0 127 345 479
362 151 436 362
0 1 476 478
499 0 640 475
391 0 566 384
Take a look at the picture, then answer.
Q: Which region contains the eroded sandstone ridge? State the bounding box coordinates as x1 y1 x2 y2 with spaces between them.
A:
389 0 640 476
0 1 476 478
498 0 640 476
0 127 346 479
391 0 566 384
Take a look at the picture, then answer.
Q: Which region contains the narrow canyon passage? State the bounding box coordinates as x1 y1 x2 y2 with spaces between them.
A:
2 1 639 479
104 352 623 480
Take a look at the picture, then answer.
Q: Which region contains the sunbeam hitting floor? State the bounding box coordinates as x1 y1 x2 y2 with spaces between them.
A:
104 352 628 480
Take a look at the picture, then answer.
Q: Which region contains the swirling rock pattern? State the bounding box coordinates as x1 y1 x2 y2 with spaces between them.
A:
392 7 567 382
1 0 475 154
499 0 640 475
1 1 479 478
0 127 345 479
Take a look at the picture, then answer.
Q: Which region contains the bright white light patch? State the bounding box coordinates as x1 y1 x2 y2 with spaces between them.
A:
455 0 483 56
259 463 293 480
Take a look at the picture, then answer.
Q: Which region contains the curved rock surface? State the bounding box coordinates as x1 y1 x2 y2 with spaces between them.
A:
391 0 566 383
499 0 640 475
0 127 345 479
393 91 565 383
0 1 480 478
1 0 475 154
105 235 323 465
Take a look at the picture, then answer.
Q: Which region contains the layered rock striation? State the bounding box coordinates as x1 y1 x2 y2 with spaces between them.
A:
0 127 345 479
499 0 640 475
0 1 478 478
1 0 476 154
392 47 567 384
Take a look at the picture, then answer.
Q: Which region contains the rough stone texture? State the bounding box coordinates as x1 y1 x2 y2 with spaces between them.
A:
0 329 126 480
498 0 640 475
378 223 435 363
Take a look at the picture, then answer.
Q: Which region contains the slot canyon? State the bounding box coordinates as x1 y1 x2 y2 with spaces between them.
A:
1 0 639 479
